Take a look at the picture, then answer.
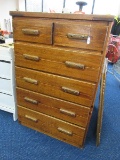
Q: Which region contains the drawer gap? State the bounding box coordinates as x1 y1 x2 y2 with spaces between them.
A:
0 60 11 63
0 92 12 96
0 77 11 80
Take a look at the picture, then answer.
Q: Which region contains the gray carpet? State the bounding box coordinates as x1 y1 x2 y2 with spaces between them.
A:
0 64 120 160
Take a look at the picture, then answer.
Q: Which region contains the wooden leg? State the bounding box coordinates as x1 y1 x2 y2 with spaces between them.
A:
96 61 107 146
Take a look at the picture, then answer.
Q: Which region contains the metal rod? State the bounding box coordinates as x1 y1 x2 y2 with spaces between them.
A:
25 0 27 11
91 0 96 14
42 0 43 12
63 0 66 8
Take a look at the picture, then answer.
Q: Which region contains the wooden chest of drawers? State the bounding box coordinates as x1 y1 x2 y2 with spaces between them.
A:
10 11 113 148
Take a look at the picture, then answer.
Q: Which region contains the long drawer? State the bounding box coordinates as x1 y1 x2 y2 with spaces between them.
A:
0 93 14 109
16 67 96 107
14 42 102 82
0 78 12 95
0 60 11 79
54 22 108 51
13 18 53 44
18 106 86 147
17 87 91 127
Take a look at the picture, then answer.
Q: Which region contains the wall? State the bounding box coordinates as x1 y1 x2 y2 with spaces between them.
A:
0 0 25 30
26 0 42 12
25 0 120 15
64 0 93 14
18 0 25 11
0 0 17 30
93 0 120 15
26 0 93 14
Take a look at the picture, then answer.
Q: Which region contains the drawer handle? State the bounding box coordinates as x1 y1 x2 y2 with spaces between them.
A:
24 97 38 105
60 108 76 117
67 33 88 40
65 61 85 70
22 29 39 35
58 127 73 136
25 115 38 122
61 86 80 96
23 54 40 61
23 77 38 85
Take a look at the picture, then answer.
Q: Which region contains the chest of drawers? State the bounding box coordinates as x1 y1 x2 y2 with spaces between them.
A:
10 11 113 147
0 44 17 121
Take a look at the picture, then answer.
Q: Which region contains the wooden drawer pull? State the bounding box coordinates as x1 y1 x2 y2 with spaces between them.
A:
60 108 76 117
58 127 73 136
25 115 38 122
24 97 38 105
65 61 85 69
23 77 38 85
61 86 80 96
67 33 88 40
23 54 40 61
22 29 39 35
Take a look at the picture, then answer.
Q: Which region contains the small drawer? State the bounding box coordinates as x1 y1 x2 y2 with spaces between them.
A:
17 88 91 127
0 60 11 79
16 67 96 107
18 106 86 147
13 17 53 44
0 78 12 95
15 42 102 82
0 47 14 60
0 93 14 108
54 22 108 51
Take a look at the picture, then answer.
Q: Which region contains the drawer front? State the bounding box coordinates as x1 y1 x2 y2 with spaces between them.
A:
13 18 53 44
54 22 108 51
16 67 96 107
18 106 86 147
15 42 102 82
0 93 14 108
0 60 11 79
0 47 13 60
0 78 12 95
17 87 90 127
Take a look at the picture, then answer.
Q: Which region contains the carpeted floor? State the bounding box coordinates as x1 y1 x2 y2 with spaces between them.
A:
0 64 120 160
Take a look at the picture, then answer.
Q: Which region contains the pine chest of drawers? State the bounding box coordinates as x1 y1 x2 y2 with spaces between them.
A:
10 11 113 148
